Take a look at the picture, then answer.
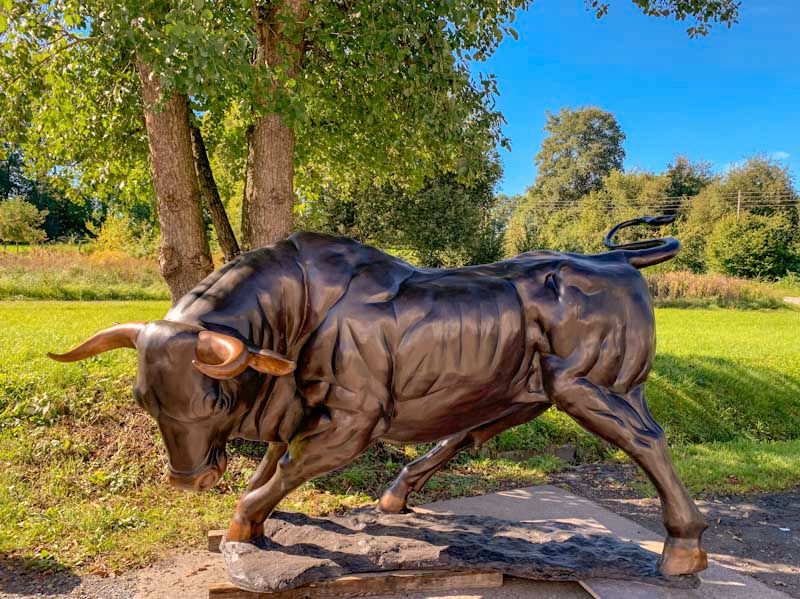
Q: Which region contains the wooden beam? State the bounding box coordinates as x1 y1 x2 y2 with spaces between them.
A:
208 570 503 598
208 529 225 553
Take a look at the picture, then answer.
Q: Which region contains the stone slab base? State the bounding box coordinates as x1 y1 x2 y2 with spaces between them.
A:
220 509 698 594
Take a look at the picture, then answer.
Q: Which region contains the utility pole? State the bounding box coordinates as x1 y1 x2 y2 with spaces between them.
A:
736 190 742 220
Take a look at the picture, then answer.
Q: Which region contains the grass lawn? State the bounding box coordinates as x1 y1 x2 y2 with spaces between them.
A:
1 301 799 573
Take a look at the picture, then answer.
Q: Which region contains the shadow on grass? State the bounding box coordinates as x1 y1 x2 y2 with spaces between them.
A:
0 555 80 595
647 354 800 445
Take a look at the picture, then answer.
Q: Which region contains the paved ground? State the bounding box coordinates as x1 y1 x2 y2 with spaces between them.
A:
549 463 800 597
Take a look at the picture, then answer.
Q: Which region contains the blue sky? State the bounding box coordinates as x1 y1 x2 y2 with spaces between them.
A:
475 1 800 196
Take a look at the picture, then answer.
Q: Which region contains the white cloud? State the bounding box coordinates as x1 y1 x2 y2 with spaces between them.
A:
771 151 791 161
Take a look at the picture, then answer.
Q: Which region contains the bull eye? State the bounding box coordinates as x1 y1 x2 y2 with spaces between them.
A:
203 383 235 414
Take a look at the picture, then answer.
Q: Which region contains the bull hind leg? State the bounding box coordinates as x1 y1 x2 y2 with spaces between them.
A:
548 372 707 576
379 403 551 514
226 405 381 543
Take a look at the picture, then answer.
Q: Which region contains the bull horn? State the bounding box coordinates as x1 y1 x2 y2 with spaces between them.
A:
47 322 146 362
193 331 296 380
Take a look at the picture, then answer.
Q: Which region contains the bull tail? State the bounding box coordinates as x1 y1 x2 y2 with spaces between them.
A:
603 215 681 269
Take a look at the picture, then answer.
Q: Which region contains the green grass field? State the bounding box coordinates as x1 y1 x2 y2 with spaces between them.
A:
1 301 799 573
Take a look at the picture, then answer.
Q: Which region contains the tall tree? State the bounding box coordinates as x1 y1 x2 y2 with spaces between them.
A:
665 156 714 198
534 107 626 204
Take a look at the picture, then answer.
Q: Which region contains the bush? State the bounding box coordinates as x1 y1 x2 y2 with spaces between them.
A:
706 213 799 279
0 197 48 246
89 214 159 259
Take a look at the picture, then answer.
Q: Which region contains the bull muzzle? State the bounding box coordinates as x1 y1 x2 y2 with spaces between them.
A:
167 450 228 492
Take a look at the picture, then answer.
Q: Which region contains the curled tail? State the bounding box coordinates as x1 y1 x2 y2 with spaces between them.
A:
604 215 681 269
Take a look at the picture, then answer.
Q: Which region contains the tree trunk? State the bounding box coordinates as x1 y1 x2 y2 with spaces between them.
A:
241 126 256 250
244 0 307 250
136 59 213 303
245 115 295 249
189 121 241 262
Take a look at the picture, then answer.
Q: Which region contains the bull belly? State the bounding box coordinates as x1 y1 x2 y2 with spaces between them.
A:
380 389 519 444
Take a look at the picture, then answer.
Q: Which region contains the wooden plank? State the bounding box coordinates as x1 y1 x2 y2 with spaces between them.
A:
208 529 225 553
208 570 503 598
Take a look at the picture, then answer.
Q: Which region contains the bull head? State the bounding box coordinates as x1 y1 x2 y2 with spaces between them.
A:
48 321 295 491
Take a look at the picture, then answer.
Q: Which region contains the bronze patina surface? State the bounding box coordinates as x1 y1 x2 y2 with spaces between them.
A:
49 215 707 577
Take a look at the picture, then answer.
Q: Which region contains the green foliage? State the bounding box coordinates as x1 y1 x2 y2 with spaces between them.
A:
664 155 714 198
587 0 740 37
299 159 505 267
0 0 525 211
88 213 159 260
706 213 799 279
506 154 799 281
504 170 671 256
0 0 742 264
534 107 626 204
0 150 96 239
0 196 48 245
719 156 797 214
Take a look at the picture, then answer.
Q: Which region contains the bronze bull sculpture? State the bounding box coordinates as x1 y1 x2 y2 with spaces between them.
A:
49 215 707 577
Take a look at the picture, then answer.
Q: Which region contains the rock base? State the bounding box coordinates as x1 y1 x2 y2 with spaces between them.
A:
221 509 699 593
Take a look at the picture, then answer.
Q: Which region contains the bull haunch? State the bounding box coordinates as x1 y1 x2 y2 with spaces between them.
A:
49 216 707 577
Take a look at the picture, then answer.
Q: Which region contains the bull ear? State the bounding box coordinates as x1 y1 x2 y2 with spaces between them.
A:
47 322 146 362
248 348 296 376
193 331 295 380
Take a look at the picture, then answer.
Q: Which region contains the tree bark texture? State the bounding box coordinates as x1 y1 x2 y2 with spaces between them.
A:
189 121 241 262
246 114 295 249
244 0 307 250
241 125 256 250
137 59 214 303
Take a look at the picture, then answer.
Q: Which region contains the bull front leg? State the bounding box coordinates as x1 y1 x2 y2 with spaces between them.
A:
226 404 381 543
245 442 288 492
545 362 707 576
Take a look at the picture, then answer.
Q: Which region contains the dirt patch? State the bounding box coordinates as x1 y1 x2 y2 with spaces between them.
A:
548 462 800 596
0 552 225 599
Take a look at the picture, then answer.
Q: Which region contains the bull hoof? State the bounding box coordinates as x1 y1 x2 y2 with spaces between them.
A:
378 488 409 514
225 517 264 543
658 536 708 576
